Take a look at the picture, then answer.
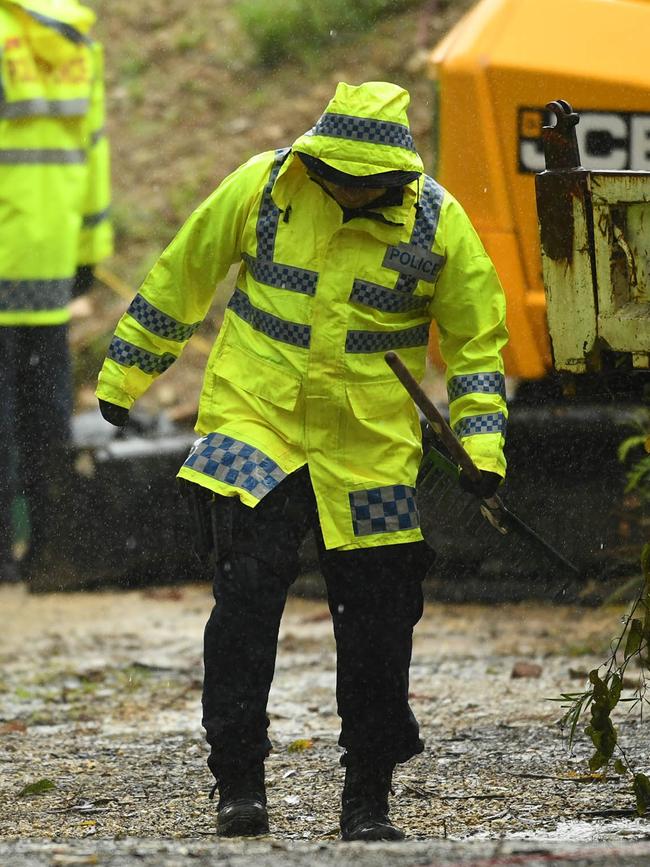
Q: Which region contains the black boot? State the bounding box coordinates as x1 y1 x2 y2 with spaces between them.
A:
340 762 405 842
211 763 269 837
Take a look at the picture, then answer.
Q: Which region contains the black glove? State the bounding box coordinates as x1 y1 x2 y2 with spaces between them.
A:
98 398 129 427
458 469 502 499
71 265 95 298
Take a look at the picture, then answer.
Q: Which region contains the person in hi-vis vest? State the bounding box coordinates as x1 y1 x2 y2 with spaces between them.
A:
97 81 507 841
0 0 112 586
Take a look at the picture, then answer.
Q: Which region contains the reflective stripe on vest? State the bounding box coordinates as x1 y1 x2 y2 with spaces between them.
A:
0 277 74 311
183 432 287 499
349 484 419 537
454 412 507 438
107 336 176 375
242 253 318 296
126 293 201 342
228 287 311 349
309 112 416 151
256 147 290 260
393 175 445 294
447 372 506 403
349 278 431 313
345 323 429 354
245 148 318 294
0 148 86 164
0 98 89 119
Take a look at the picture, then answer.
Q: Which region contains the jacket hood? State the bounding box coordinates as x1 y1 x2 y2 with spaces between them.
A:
6 0 95 61
292 81 424 180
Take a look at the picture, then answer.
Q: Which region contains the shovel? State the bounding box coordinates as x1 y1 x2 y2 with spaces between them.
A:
385 351 581 591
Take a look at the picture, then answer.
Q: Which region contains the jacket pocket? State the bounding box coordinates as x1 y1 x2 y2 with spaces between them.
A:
214 343 302 411
345 378 411 420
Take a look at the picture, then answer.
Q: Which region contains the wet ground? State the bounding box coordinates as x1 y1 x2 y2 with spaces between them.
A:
1 582 650 865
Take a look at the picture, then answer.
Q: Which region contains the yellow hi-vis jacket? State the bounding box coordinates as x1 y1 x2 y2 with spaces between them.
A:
96 82 509 551
0 0 113 326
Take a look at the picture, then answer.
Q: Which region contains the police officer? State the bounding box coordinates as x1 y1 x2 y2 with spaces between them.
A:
96 81 508 840
0 0 113 585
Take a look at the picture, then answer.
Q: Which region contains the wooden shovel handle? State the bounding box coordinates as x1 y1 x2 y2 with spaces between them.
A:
384 351 482 485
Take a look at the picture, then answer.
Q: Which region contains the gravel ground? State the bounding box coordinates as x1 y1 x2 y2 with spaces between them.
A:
1 582 650 866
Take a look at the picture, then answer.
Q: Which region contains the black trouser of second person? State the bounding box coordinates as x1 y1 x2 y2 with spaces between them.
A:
0 325 72 571
200 466 433 780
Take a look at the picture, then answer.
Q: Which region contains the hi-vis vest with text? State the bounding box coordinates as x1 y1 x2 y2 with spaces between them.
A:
0 0 112 326
96 82 508 551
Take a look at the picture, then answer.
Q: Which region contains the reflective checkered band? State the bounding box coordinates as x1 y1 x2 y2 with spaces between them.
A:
242 254 318 296
256 148 291 261
107 336 176 375
309 113 416 152
127 293 201 342
0 148 86 164
350 278 431 313
345 323 429 354
447 372 506 404
394 175 445 294
183 432 286 500
349 485 419 537
0 98 89 119
0 277 74 311
228 287 311 349
411 176 444 246
454 412 507 438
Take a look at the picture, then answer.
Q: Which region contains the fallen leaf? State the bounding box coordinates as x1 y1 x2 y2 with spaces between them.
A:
19 778 57 796
141 588 184 601
300 611 330 623
511 661 542 679
0 719 27 734
287 738 313 753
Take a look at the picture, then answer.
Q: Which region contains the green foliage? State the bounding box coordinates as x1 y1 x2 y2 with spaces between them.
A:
618 411 650 502
618 433 647 464
625 455 650 497
234 0 420 67
555 543 650 814
19 779 56 797
175 27 207 54
624 618 644 659
584 670 619 772
634 772 650 816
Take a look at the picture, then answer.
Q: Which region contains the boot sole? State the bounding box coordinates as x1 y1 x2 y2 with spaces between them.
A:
217 803 269 837
341 824 405 842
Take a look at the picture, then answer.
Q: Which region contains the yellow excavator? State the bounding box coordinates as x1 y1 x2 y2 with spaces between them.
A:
428 0 650 379
420 0 650 594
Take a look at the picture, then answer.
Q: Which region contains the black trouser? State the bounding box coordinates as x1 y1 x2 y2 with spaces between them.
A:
0 325 72 566
200 466 433 778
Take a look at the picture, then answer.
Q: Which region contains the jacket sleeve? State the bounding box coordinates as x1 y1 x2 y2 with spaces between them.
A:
95 159 261 410
429 193 509 477
78 40 113 267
